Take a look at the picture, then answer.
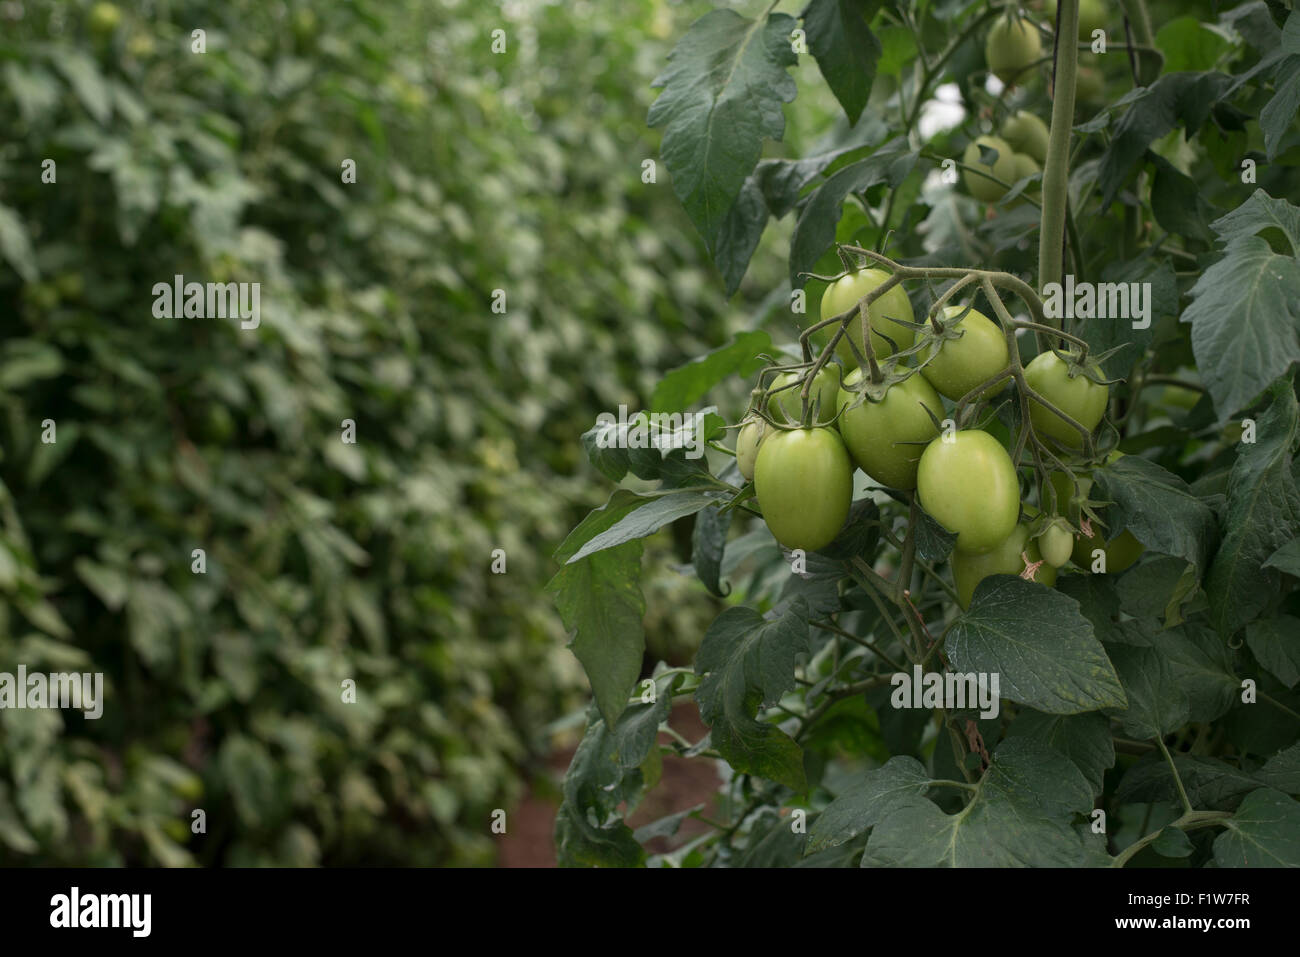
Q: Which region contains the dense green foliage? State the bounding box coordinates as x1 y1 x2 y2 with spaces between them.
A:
0 0 748 865
552 0 1300 868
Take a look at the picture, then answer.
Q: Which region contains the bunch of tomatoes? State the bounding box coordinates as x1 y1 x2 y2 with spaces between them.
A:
735 262 1142 610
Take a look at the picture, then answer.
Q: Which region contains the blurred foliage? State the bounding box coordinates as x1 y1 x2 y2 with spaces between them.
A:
0 0 784 864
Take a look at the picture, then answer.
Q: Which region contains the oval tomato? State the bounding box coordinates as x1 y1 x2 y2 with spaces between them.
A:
819 269 916 365
1048 0 1107 39
952 522 1058 609
1037 517 1074 567
1024 350 1108 447
1076 65 1104 105
963 135 1017 203
838 370 943 490
1001 110 1049 164
735 417 764 481
768 366 842 425
985 16 1042 84
1009 153 1041 205
920 305 1009 401
1072 524 1144 573
754 427 854 551
917 430 1020 552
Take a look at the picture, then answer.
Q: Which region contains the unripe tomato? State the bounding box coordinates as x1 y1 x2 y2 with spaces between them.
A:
1037 517 1074 567
89 2 122 33
819 269 916 365
1009 153 1042 203
736 417 764 481
917 430 1020 552
919 305 1009 401
837 370 943 490
1075 65 1104 105
963 135 1017 203
1048 0 1107 39
1001 110 1049 164
986 16 1042 84
951 522 1058 610
1072 525 1144 573
768 366 842 425
1023 350 1108 448
754 428 854 552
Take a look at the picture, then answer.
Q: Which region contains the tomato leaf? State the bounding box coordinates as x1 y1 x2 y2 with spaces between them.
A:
1181 190 1300 419
691 504 732 597
694 602 811 792
1093 452 1219 575
860 739 1096 867
1005 709 1115 796
1150 624 1240 723
554 705 647 868
650 330 771 412
1104 643 1191 739
949 576 1127 714
1118 753 1272 811
1205 379 1300 636
802 0 881 126
1213 788 1300 866
806 755 930 852
1246 616 1300 688
648 9 798 254
1261 55 1300 160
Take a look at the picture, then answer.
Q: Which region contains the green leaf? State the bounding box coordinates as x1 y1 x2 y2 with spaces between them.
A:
53 50 112 124
648 10 798 252
789 141 916 284
914 507 957 563
1246 616 1300 688
1097 72 1233 211
1206 379 1300 636
1117 753 1263 811
1262 55 1300 160
554 707 647 868
1004 709 1115 796
803 0 881 126
1155 17 1233 73
1075 256 1178 381
694 602 811 791
0 205 38 283
714 177 770 295
1182 191 1300 419
807 755 931 852
560 489 721 565
1105 643 1191 739
1152 825 1195 858
861 739 1096 867
1264 537 1300 576
1093 454 1218 577
548 541 646 728
691 504 732 597
1151 625 1239 722
1149 155 1217 246
1115 556 1194 622
1257 743 1300 795
948 577 1126 715
1213 788 1300 866
650 330 772 412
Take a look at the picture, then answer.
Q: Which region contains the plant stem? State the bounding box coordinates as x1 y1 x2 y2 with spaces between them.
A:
1155 736 1195 817
1110 810 1232 868
1037 0 1079 302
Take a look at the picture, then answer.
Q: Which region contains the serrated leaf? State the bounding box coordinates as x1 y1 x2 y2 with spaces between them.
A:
547 541 645 729
1205 379 1300 636
561 489 721 565
1117 753 1262 811
803 0 881 125
807 755 930 852
1152 825 1195 858
862 739 1096 867
1213 788 1300 866
650 330 772 412
1106 643 1191 739
1246 616 1300 688
691 504 732 597
1262 55 1300 161
1182 191 1300 419
1257 742 1300 795
1093 453 1218 574
1005 709 1115 795
1264 537 1300 575
648 10 798 252
555 707 647 868
915 507 957 563
947 577 1126 714
1151 624 1239 722
694 602 811 791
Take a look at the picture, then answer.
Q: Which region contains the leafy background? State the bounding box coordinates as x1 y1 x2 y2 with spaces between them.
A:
0 0 810 865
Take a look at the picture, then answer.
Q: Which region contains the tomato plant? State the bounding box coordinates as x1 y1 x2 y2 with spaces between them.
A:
550 0 1300 873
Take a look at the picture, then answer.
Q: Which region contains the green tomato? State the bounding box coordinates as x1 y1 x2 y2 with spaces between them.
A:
920 305 1009 401
917 430 1021 552
1047 0 1107 39
1024 350 1108 448
1047 468 1092 522
768 366 842 425
986 15 1043 84
1037 517 1075 567
1009 153 1041 204
837 370 943 490
1072 524 1144 573
952 523 1057 610
963 135 1017 203
1075 65 1104 105
736 417 765 482
89 2 122 33
819 269 916 366
754 427 854 552
1001 110 1049 164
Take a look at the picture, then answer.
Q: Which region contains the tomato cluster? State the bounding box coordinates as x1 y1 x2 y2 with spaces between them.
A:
735 263 1132 606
